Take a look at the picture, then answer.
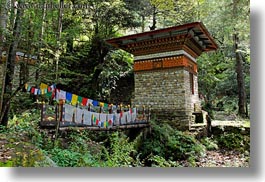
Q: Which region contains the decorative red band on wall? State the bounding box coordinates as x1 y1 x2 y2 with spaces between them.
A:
134 56 197 73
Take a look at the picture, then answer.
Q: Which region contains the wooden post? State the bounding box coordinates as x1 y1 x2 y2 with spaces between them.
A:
58 99 64 122
54 102 60 143
108 104 113 114
88 103 91 111
40 101 45 124
143 105 145 122
147 106 151 123
119 104 122 126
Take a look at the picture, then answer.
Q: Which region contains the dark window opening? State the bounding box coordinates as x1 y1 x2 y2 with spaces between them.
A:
189 73 194 95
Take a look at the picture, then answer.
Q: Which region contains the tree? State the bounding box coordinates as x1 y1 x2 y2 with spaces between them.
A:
57 0 139 101
196 0 250 117
0 0 23 126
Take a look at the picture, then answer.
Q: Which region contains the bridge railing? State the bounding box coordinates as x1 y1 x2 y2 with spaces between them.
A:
40 101 150 129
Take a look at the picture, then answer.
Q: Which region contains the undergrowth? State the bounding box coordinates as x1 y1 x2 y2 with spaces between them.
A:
0 110 250 167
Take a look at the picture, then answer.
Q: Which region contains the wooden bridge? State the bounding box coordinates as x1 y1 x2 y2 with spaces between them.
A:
39 101 150 131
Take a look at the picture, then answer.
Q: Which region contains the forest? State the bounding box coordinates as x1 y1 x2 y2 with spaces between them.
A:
0 0 250 167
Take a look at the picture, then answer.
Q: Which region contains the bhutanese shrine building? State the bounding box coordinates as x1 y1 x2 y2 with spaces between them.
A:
106 22 218 130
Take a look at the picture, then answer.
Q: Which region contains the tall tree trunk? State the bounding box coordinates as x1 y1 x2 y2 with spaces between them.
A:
149 6 157 30
141 15 145 32
233 33 246 117
35 0 47 82
0 3 22 126
55 0 63 82
0 0 8 115
232 0 246 118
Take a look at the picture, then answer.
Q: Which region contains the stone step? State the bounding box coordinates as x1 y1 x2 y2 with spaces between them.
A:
189 123 206 132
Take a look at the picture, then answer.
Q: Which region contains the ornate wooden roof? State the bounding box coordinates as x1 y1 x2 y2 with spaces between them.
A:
106 22 218 58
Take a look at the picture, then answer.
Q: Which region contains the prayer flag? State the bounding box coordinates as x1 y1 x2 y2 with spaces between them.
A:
50 84 56 90
82 97 88 106
83 110 92 125
34 88 39 95
108 119 112 125
31 87 35 94
104 103 108 108
46 91 52 98
66 92 72 103
71 94 78 105
51 89 56 99
87 99 93 105
99 102 104 107
40 83 48 89
75 107 83 124
64 104 75 122
78 96 83 104
92 100 98 106
56 89 66 100
92 114 96 124
27 85 32 92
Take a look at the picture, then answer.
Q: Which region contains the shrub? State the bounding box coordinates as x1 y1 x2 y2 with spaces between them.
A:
137 121 206 166
215 132 250 152
47 148 99 167
103 132 137 167
200 137 219 151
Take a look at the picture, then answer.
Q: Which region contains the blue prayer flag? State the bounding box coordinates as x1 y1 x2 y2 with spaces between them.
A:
66 92 72 102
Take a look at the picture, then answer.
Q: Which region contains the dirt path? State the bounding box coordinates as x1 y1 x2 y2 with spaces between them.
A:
178 149 249 167
197 150 249 167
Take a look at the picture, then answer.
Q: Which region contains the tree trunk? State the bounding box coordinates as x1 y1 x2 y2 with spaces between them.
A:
141 15 145 32
55 0 63 82
0 0 8 115
149 6 157 30
0 4 22 126
233 33 246 117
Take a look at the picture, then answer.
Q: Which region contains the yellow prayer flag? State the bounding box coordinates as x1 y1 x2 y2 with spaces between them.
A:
71 94 78 105
40 83 48 89
99 102 104 107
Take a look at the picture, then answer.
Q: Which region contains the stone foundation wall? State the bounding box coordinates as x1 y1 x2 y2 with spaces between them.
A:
133 68 198 130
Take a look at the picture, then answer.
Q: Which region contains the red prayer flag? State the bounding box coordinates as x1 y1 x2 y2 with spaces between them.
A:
82 97 88 106
31 87 35 94
108 120 112 125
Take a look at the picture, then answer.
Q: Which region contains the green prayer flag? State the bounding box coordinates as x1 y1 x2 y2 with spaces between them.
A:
104 103 108 108
45 91 52 98
78 96 83 104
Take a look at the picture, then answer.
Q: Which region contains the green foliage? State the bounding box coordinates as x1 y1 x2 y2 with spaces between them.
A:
47 148 98 167
0 160 13 167
149 155 179 167
215 133 250 152
103 132 137 167
138 121 206 166
196 0 250 116
200 137 219 151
